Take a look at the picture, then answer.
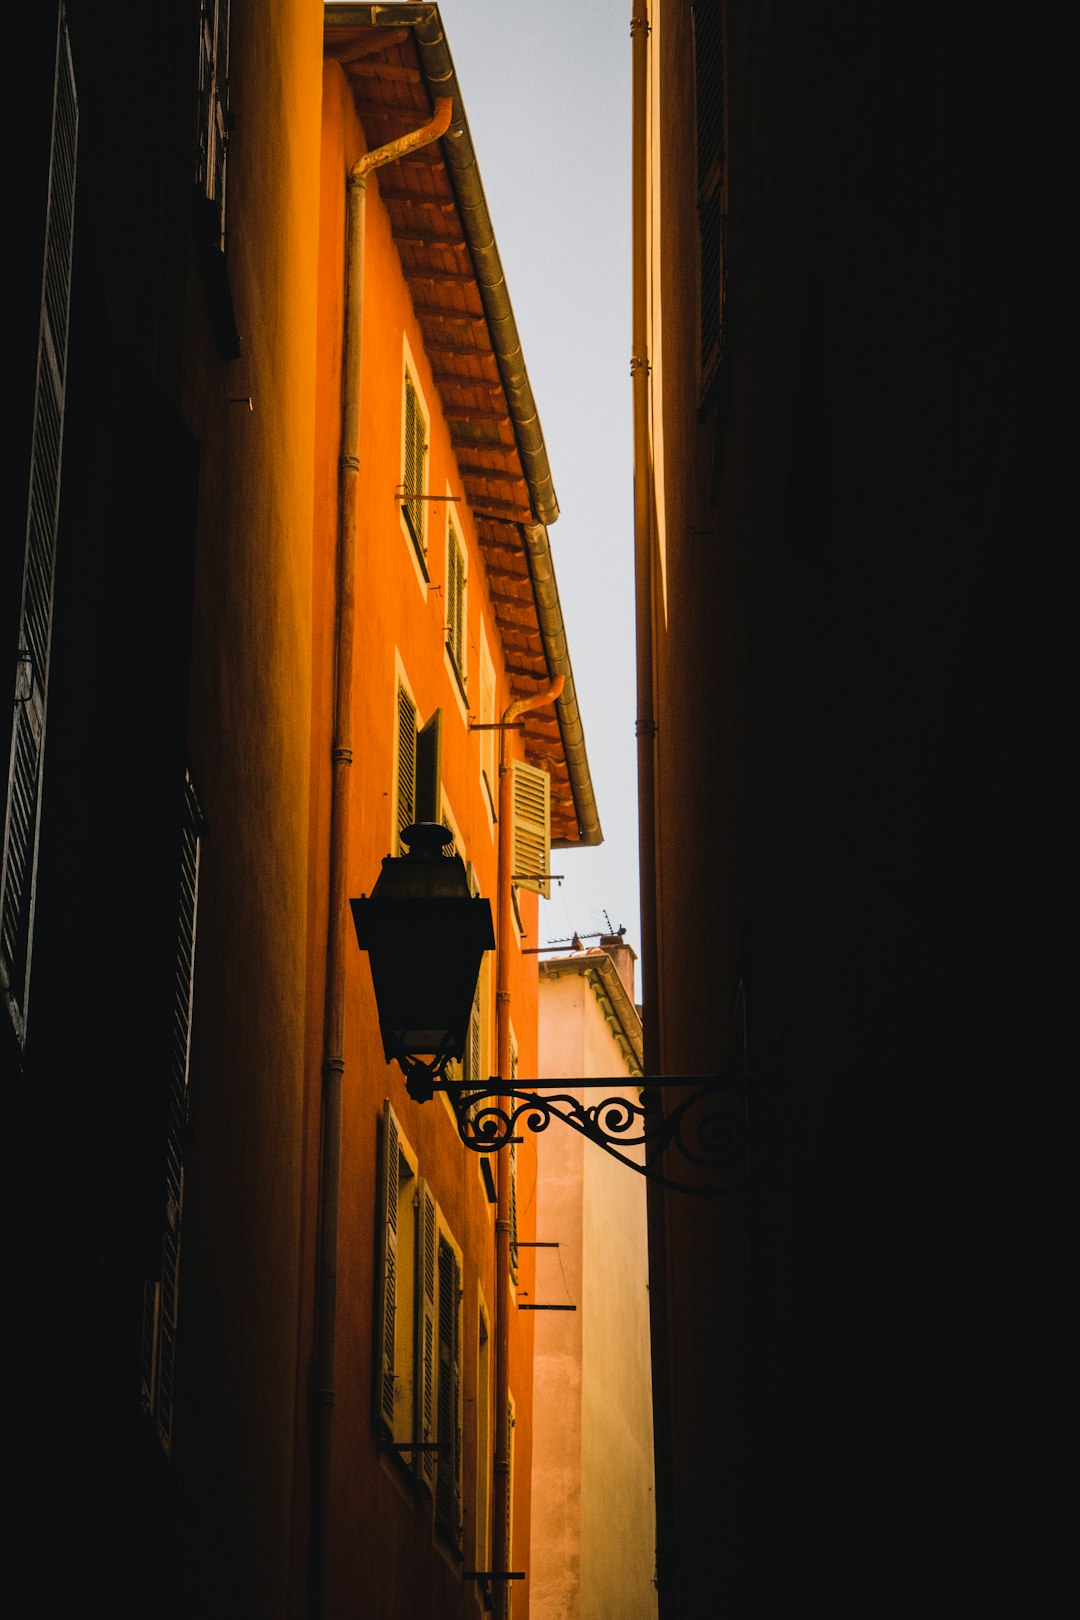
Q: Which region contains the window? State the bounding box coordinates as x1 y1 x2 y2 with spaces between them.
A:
2 4 76 1046
478 628 496 822
375 1104 464 1523
692 0 728 397
504 1392 517 1592
194 0 239 356
445 524 467 697
464 861 484 1084
465 981 482 1085
509 1035 519 1288
376 1102 424 1471
435 1233 463 1545
395 681 442 847
140 772 203 1455
196 0 230 253
402 368 429 570
510 758 552 898
476 1305 492 1571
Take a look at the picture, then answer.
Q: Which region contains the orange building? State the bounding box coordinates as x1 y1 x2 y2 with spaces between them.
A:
4 6 597 1618
301 11 599 1617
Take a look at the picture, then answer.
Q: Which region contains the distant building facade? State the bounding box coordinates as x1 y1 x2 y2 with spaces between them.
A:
531 939 656 1620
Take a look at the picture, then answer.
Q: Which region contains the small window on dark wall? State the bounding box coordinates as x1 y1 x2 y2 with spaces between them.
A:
2 4 77 1049
140 771 204 1456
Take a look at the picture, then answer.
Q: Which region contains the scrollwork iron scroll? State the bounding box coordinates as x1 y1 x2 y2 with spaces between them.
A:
430 1077 767 1197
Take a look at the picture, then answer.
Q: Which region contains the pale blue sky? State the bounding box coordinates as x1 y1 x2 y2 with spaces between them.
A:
436 0 641 960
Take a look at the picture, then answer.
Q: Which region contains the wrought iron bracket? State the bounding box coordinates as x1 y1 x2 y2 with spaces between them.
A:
389 1036 457 1104
394 1070 769 1198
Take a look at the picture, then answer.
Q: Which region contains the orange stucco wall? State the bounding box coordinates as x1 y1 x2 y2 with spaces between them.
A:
175 4 324 1616
300 59 541 1620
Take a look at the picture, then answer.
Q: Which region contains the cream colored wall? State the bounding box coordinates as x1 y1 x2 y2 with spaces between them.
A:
532 967 657 1620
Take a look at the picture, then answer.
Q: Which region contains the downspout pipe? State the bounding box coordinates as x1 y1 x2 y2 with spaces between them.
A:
309 92 453 1620
493 674 564 1619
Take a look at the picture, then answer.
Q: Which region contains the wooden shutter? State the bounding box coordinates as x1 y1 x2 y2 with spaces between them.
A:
403 373 426 555
140 772 203 1454
466 985 482 1084
196 0 230 251
464 864 483 1085
376 1101 401 1436
509 1138 519 1288
396 684 417 843
504 1395 515 1616
417 1181 437 1490
436 1237 462 1541
693 0 727 395
511 758 551 898
2 6 77 1045
446 528 465 682
508 1040 519 1286
416 707 442 825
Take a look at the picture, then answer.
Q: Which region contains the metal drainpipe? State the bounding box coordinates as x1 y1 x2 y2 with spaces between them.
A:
493 673 564 1619
309 93 453 1620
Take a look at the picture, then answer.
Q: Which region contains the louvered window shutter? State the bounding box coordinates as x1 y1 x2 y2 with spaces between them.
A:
140 773 203 1454
509 1137 519 1287
416 707 442 825
417 1182 437 1490
2 7 76 1045
403 374 426 554
466 985 482 1084
511 759 551 898
451 1251 462 1536
196 0 230 252
464 863 483 1084
446 529 465 682
504 1397 515 1604
693 0 727 395
396 685 417 842
436 1237 462 1541
376 1102 401 1437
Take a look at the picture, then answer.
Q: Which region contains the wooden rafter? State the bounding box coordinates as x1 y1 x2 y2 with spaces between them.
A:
392 229 469 252
328 28 409 62
471 499 532 520
445 405 509 425
414 306 488 326
405 271 478 287
381 189 456 212
421 346 489 368
363 102 442 124
347 62 421 82
457 463 527 485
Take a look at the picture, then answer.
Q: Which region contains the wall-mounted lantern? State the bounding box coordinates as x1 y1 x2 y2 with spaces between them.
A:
352 827 764 1196
350 822 494 1102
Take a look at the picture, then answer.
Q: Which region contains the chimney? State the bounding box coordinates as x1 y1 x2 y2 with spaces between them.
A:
599 931 636 1003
